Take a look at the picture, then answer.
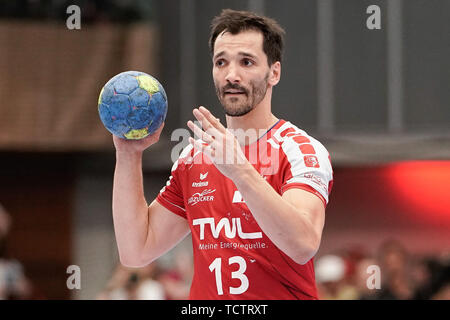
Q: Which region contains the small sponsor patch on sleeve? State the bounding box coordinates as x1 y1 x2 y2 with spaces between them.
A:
304 155 320 168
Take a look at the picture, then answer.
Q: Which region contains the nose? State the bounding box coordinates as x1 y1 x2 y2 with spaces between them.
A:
224 63 241 84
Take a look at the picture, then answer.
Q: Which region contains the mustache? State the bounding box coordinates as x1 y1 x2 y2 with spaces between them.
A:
221 83 248 95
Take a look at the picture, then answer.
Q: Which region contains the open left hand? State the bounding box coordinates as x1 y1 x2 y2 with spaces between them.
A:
187 106 251 180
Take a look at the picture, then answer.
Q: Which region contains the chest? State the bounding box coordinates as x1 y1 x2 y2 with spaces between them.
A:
181 163 278 220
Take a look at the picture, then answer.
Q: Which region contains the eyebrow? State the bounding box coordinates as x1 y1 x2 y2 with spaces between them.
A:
213 51 258 61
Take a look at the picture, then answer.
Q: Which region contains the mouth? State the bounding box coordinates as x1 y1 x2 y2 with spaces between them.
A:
223 90 246 96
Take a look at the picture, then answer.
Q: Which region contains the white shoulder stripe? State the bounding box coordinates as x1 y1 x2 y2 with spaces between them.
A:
280 123 332 203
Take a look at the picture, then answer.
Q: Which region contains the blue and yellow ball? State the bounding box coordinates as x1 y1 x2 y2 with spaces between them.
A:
98 71 168 140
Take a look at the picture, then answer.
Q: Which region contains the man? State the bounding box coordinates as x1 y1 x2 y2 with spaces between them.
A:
112 9 333 299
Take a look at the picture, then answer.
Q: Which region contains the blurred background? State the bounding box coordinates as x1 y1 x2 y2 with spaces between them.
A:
0 0 449 300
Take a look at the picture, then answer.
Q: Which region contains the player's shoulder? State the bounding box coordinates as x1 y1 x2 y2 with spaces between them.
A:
273 120 329 156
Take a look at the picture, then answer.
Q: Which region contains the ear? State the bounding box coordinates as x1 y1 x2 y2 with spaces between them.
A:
268 61 281 86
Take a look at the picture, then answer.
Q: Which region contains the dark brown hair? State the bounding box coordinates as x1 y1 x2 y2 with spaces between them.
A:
209 9 285 66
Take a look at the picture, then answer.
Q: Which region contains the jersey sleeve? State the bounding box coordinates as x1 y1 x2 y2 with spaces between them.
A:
279 135 333 207
156 145 193 219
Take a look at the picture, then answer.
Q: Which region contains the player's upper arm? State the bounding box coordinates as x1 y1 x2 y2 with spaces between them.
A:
140 199 191 265
281 188 326 251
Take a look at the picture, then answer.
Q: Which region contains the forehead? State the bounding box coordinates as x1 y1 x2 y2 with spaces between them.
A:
213 29 264 58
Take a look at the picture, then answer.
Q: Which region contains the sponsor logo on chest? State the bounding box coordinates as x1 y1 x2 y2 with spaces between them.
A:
188 189 216 206
193 217 262 240
192 172 209 187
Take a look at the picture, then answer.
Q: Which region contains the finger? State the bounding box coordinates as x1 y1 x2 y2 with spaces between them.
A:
198 106 226 133
192 108 221 137
187 120 214 143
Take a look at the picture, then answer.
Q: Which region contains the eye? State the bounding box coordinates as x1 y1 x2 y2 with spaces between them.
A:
242 59 254 67
215 59 225 67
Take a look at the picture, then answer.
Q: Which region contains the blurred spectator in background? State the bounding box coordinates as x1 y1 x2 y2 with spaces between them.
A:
315 239 449 300
98 249 193 300
134 263 165 300
156 251 193 300
420 252 450 300
315 254 358 299
0 204 33 300
97 264 136 299
376 239 413 299
97 262 165 300
409 255 434 299
100 239 447 300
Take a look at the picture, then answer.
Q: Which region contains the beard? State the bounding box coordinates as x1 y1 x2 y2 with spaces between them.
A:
215 72 269 117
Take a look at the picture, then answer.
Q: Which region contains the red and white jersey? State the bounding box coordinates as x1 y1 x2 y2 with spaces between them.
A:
156 119 333 300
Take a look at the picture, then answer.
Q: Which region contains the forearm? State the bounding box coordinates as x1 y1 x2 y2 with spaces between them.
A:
112 151 150 265
232 166 319 264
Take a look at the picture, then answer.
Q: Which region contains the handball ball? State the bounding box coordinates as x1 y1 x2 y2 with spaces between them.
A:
98 71 168 140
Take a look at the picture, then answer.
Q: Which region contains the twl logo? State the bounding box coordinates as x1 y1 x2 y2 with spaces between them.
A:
193 217 262 240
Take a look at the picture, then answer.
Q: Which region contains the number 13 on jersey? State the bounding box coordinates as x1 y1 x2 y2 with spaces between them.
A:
209 256 249 295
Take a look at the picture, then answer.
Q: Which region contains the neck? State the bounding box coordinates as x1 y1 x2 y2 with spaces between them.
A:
225 88 279 145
